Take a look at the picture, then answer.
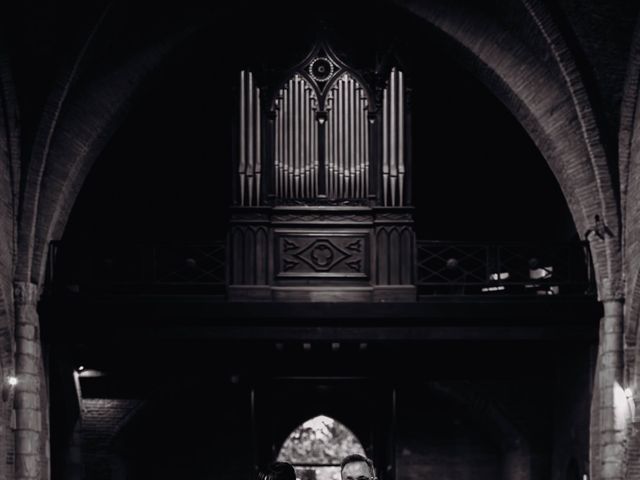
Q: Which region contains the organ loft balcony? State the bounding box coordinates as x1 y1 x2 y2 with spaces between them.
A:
45 239 594 300
44 38 597 313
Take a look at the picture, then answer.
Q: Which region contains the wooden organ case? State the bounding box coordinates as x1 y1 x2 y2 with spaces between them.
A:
228 42 415 302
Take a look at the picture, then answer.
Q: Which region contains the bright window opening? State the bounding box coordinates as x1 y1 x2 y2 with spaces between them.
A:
277 415 366 480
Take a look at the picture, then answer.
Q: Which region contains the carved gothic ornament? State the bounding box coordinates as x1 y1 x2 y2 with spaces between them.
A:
374 212 414 223
271 213 372 224
275 230 369 279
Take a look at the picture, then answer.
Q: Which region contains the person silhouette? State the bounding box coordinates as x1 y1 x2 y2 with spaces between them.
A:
340 454 376 480
258 461 297 480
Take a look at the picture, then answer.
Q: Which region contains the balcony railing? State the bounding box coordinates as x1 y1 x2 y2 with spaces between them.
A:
416 240 594 296
46 242 226 295
46 240 595 297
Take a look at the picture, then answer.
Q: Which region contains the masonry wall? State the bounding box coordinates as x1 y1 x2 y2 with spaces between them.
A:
78 381 254 480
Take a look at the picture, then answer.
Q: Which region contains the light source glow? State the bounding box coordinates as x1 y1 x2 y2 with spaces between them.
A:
614 382 634 430
482 285 505 292
489 272 510 281
7 376 17 386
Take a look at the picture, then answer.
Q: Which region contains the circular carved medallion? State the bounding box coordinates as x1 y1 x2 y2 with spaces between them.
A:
308 57 335 82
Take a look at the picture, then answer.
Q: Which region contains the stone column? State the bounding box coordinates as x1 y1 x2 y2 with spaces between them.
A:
594 299 625 480
64 420 84 480
13 282 46 480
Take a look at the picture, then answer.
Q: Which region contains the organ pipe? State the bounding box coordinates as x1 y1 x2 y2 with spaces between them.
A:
381 68 406 206
238 70 262 206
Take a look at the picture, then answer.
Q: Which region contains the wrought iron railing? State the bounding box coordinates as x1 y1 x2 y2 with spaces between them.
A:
46 241 226 295
46 240 595 296
415 240 594 296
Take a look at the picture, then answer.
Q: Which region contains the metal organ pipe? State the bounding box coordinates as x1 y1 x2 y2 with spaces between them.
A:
347 76 354 198
297 76 303 197
239 71 246 205
247 71 254 206
356 87 363 198
312 96 318 196
278 85 283 197
381 68 406 207
390 68 397 207
382 88 389 206
302 79 307 197
238 71 262 206
332 79 339 198
364 95 369 198
274 91 279 197
356 91 362 198
293 77 299 198
337 77 344 199
328 94 334 198
398 70 404 207
256 88 262 204
308 94 312 197
302 84 307 197
286 83 292 198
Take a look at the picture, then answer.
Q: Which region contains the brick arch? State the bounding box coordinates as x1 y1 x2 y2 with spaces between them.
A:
394 0 621 300
14 34 189 289
0 44 19 374
619 14 640 475
427 381 532 480
620 13 640 368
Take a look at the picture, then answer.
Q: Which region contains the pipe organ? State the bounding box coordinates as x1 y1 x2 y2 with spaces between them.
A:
229 43 415 301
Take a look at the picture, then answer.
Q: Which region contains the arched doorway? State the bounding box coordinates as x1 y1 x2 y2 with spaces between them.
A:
277 415 366 480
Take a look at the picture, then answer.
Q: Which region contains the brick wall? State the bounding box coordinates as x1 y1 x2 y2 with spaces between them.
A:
81 399 142 480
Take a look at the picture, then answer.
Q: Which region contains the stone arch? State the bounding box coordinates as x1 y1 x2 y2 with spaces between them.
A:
393 0 621 300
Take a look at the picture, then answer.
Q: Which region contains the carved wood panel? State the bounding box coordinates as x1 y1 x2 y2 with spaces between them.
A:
274 230 370 280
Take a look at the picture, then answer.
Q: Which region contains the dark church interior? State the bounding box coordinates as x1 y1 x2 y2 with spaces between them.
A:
7 0 631 479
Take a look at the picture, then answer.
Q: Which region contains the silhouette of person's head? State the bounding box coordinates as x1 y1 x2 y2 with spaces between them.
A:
259 462 297 480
